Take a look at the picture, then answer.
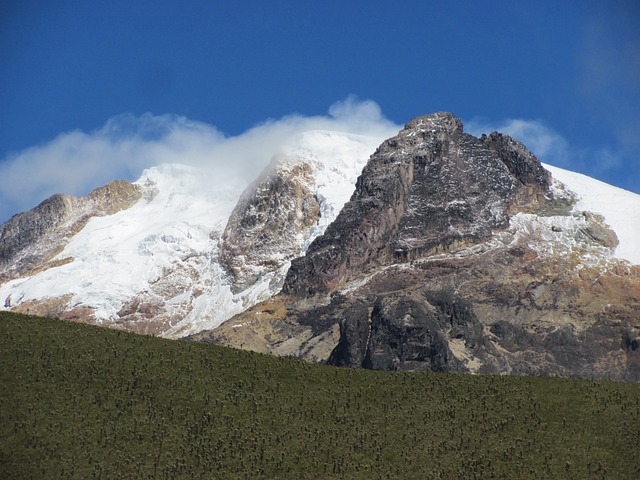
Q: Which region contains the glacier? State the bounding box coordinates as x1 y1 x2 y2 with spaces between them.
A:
0 130 386 337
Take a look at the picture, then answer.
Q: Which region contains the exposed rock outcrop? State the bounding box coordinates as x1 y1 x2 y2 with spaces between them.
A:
220 158 320 293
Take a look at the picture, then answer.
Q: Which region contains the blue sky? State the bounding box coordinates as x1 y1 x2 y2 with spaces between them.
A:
1 0 639 222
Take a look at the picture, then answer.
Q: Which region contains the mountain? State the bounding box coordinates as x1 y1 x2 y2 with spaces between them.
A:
0 131 384 336
1 113 639 380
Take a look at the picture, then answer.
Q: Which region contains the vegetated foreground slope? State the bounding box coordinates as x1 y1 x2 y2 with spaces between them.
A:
1 312 639 479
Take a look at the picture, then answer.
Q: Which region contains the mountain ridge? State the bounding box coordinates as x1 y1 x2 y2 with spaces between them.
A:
1 112 639 380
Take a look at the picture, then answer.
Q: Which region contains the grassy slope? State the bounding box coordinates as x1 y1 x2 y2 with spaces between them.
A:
1 312 639 479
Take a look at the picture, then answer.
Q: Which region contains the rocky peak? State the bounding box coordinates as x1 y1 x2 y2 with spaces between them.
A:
402 111 463 136
480 133 549 185
283 113 553 296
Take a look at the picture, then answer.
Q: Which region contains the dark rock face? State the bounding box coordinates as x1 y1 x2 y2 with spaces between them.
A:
321 263 640 381
283 112 552 296
479 132 551 193
329 290 482 372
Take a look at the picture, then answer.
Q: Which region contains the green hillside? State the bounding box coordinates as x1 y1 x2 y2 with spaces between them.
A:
1 311 639 479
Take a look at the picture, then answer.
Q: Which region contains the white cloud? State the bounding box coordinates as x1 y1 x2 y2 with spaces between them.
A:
0 113 226 220
465 117 573 167
465 116 631 176
328 95 392 135
0 98 400 223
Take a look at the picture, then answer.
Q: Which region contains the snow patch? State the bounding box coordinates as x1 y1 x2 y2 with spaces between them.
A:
543 163 640 264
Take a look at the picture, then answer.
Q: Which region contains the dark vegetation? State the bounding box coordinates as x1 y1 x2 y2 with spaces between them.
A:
1 311 639 479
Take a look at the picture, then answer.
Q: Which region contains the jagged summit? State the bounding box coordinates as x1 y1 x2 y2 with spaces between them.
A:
283 112 554 296
193 114 640 381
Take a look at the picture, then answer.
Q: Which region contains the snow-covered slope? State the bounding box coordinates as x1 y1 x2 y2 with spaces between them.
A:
0 164 237 325
543 164 640 264
0 130 386 337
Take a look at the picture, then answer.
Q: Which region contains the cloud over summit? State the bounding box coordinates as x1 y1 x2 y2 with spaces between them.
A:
1 96 636 224
0 98 400 223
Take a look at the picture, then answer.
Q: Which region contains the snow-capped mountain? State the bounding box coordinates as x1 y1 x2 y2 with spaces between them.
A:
0 130 384 336
1 113 639 380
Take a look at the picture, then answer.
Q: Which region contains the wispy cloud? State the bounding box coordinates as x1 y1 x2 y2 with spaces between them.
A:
0 114 225 221
0 97 400 223
465 117 627 175
465 118 572 167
